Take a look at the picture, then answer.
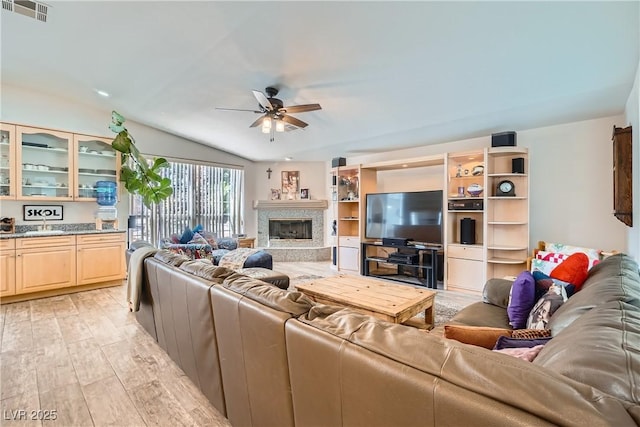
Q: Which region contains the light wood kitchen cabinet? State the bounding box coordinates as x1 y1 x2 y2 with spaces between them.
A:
0 239 16 297
76 234 126 285
16 236 76 294
0 123 17 199
16 126 74 201
73 134 119 201
1 122 120 202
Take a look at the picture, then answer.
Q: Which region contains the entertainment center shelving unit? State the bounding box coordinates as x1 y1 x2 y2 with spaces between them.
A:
330 146 529 294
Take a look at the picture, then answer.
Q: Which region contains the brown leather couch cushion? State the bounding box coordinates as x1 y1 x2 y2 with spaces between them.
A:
444 301 511 329
144 257 226 416
289 308 638 426
235 267 290 289
534 301 640 404
483 278 513 308
210 279 314 427
549 254 640 334
153 249 191 266
179 260 235 282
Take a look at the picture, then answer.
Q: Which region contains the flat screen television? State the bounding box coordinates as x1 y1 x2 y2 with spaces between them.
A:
365 190 443 244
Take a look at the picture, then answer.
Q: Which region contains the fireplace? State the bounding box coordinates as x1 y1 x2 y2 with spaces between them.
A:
269 219 312 240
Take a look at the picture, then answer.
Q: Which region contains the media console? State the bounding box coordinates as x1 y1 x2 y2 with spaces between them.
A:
361 241 442 289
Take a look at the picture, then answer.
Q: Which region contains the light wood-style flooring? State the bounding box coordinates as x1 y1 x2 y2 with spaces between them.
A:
0 261 481 426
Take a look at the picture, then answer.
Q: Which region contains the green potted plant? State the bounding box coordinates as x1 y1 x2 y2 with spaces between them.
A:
108 111 173 207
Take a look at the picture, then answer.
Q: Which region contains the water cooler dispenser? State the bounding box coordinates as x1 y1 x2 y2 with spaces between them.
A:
95 181 118 230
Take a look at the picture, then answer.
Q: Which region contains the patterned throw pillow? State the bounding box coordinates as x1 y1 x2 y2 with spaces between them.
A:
507 271 536 329
188 232 209 245
199 231 219 250
544 242 601 269
532 270 575 299
169 233 181 244
526 285 568 330
530 258 562 276
511 328 552 339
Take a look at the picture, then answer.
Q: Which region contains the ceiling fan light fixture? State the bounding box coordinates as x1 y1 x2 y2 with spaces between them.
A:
261 117 272 133
275 120 285 132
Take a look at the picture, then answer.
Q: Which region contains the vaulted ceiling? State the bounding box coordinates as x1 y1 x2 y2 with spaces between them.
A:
1 1 638 161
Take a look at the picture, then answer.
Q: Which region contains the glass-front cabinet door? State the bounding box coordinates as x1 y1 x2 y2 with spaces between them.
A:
0 123 16 199
16 126 74 201
73 134 119 201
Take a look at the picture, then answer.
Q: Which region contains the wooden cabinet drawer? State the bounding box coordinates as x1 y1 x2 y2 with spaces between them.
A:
339 236 360 248
338 246 359 271
447 244 483 261
76 233 126 245
0 239 15 250
447 257 484 293
16 235 75 249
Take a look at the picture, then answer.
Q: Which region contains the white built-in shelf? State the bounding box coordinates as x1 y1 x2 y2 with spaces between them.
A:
487 257 527 264
447 209 485 213
22 169 67 174
487 196 527 200
487 173 528 177
487 245 528 250
487 221 527 225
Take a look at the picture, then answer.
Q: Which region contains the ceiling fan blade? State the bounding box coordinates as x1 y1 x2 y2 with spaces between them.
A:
281 104 322 114
249 114 269 128
216 107 263 113
252 90 273 111
281 114 308 129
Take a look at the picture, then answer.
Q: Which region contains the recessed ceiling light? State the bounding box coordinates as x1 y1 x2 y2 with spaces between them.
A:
95 89 110 97
285 157 293 161
402 164 408 168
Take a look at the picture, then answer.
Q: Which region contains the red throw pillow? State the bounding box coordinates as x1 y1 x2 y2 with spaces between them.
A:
550 253 589 289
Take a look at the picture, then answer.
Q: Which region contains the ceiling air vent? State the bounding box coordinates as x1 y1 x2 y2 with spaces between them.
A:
2 0 50 23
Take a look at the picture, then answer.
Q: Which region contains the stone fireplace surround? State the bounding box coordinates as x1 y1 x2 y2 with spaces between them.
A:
254 200 330 262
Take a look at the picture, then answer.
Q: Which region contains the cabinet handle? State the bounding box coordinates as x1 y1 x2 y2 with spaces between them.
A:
16 254 21 257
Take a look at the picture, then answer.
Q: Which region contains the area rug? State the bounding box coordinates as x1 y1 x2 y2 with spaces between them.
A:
288 274 464 326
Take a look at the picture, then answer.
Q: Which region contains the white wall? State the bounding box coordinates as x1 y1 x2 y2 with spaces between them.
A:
376 166 444 193
625 60 640 259
253 161 327 201
0 84 258 237
345 116 629 255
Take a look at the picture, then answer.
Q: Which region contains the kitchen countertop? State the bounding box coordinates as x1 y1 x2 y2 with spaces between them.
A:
0 229 126 239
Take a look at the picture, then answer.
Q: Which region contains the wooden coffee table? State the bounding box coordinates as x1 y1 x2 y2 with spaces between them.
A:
295 274 436 329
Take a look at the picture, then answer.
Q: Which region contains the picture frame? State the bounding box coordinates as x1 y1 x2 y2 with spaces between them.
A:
270 188 281 200
281 171 300 199
300 188 309 199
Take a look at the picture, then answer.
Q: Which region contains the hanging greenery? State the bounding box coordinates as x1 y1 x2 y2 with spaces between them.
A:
108 111 173 208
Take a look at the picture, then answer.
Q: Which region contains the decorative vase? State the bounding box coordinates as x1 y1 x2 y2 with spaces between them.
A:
467 183 483 197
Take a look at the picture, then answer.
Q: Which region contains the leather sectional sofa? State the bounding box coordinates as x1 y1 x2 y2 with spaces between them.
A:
135 250 640 426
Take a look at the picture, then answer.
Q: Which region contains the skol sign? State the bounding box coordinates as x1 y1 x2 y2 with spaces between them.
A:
23 205 63 221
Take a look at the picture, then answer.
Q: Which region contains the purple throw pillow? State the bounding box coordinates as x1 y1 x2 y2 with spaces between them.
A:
493 335 552 350
507 271 536 329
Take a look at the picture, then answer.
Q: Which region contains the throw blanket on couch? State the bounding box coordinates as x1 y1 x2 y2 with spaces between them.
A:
127 246 158 312
219 248 261 270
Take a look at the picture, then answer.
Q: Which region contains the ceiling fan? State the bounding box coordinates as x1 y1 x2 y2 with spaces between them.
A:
217 87 322 141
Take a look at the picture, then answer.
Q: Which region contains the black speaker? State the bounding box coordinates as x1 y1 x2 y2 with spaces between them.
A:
332 246 337 266
491 131 517 147
512 157 525 174
332 157 346 168
332 175 337 186
460 218 476 245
